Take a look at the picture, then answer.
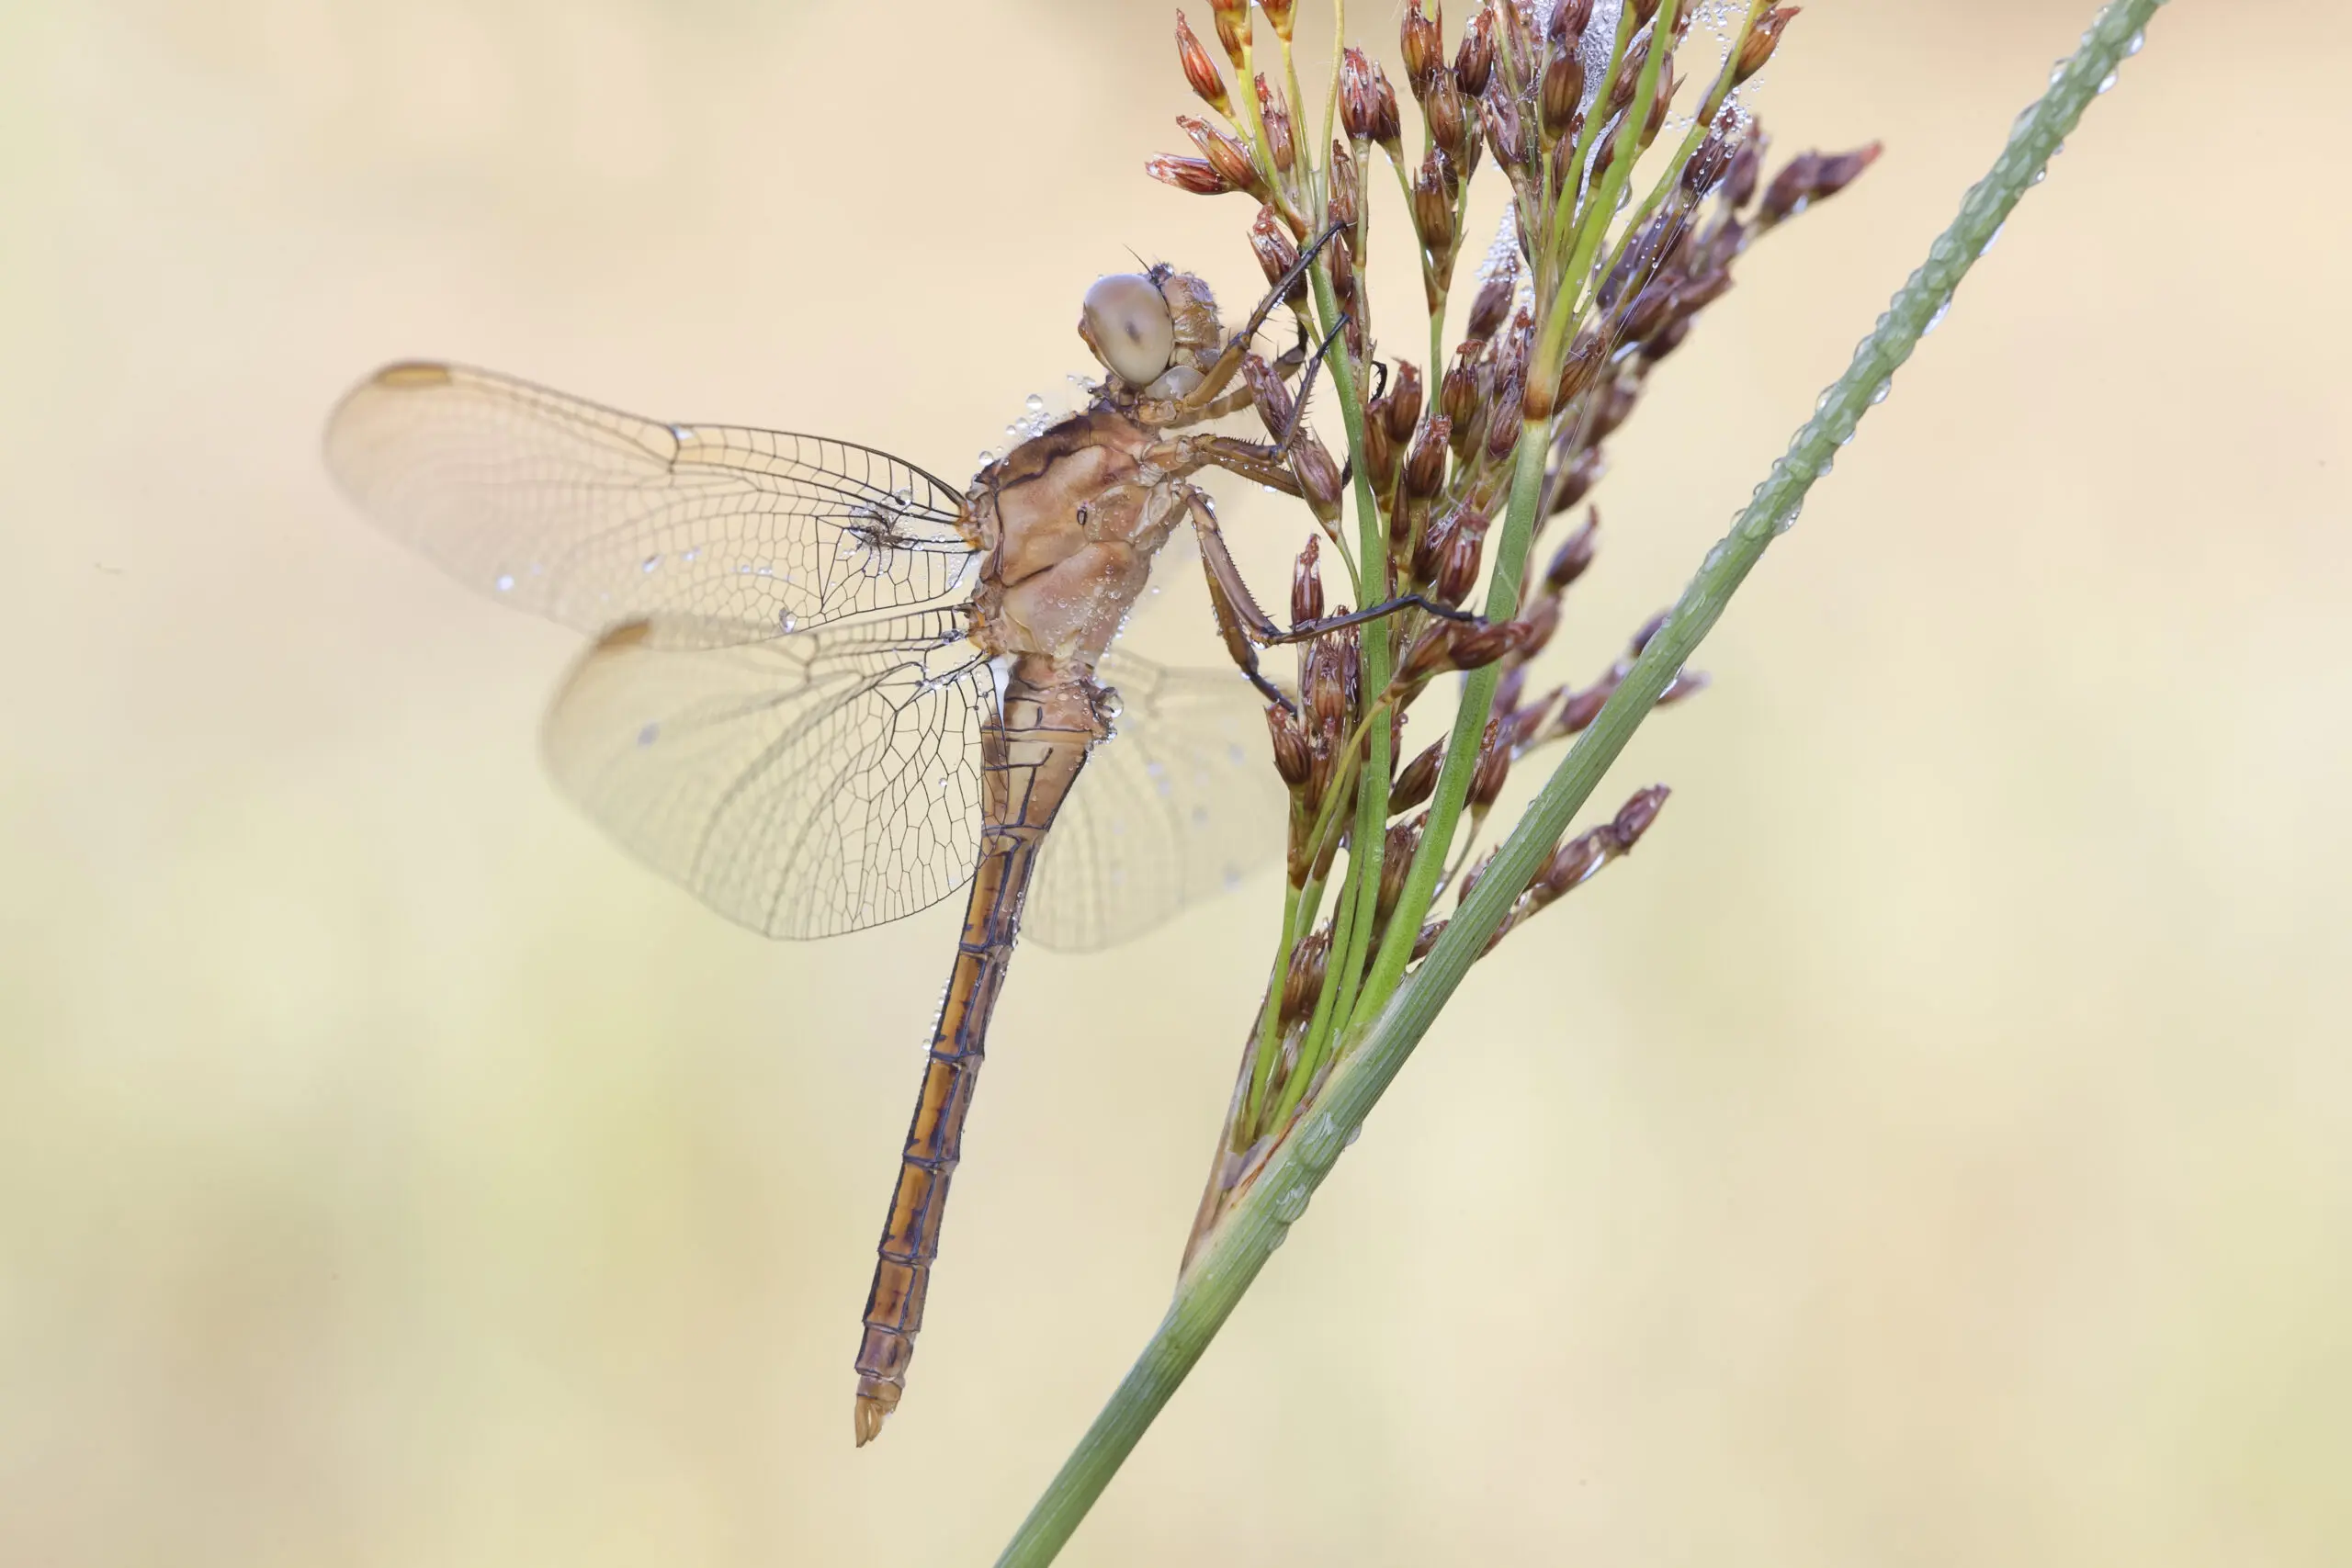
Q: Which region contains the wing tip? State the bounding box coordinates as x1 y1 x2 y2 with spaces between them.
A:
369 360 457 389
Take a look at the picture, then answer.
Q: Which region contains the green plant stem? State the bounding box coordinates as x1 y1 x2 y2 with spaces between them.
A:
993 4 2165 1561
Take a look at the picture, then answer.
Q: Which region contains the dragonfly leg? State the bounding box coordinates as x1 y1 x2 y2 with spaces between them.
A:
1151 434 1303 494
1184 491 1491 706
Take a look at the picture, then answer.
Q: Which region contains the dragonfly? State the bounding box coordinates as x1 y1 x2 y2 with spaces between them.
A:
323 248 1458 1444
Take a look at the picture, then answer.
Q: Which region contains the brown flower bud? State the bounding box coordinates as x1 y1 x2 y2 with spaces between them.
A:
1681 124 1735 199
1464 271 1514 344
1453 622 1520 675
1266 702 1312 788
1261 0 1297 43
1145 154 1235 196
1400 0 1444 98
1180 115 1263 197
1551 0 1593 44
1434 515 1486 605
1736 6 1799 85
1608 33 1650 114
1725 128 1766 208
1409 150 1456 257
1631 0 1662 26
1173 13 1230 115
1456 849 1495 906
1328 141 1361 228
1621 281 1677 346
1389 740 1442 815
1544 508 1599 590
1640 63 1680 148
1340 47 1380 142
1611 783 1670 845
1370 63 1405 152
1514 592 1562 661
1249 204 1307 306
1483 379 1523 464
1404 416 1449 499
1479 93 1528 171
1540 830 1605 896
1454 6 1496 96
1290 536 1324 626
1398 622 1454 683
1468 718 1510 807
1539 52 1585 138
1376 818 1423 919
1244 355 1295 442
1763 141 1879 222
1256 76 1295 174
1210 0 1250 68
1555 684 1607 735
1428 73 1473 164
1546 446 1604 514
1383 361 1424 443
1363 406 1396 491
1441 340 1483 429
1293 436 1344 521
1309 626 1352 731
1555 326 1609 406
1628 608 1670 656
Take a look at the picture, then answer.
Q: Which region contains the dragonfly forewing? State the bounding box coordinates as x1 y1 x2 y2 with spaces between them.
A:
325 363 978 647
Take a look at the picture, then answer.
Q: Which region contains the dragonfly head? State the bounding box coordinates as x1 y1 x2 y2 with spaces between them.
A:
1080 266 1224 400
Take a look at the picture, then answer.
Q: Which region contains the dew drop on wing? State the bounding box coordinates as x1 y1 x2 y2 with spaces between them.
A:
642 554 661 573
778 611 798 634
493 573 514 592
1024 393 1046 416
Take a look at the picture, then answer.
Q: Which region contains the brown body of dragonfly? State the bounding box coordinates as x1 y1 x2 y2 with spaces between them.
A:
325 254 1358 1448
853 269 1321 1444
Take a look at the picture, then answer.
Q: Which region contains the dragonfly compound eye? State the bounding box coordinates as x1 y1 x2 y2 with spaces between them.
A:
1080 274 1176 389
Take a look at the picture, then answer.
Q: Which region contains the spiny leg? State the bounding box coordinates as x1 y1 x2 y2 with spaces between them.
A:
1182 491 1486 708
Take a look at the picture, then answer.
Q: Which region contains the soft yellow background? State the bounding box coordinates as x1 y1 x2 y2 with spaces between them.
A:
5 2 2346 1563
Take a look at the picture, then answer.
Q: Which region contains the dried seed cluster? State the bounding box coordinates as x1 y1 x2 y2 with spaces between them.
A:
1159 0 1875 1259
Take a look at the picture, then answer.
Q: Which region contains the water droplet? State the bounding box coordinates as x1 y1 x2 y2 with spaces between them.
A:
636 722 660 747
778 611 798 634
493 573 514 592
641 554 662 573
2096 70 2118 95
1024 393 1046 416
1924 299 1952 335
1868 378 1892 406
891 486 912 507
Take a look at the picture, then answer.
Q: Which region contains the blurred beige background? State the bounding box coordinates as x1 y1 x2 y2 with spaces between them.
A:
4 2 2347 1563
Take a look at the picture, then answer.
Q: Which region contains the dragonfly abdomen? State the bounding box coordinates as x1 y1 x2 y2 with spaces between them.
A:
853 668 1100 1446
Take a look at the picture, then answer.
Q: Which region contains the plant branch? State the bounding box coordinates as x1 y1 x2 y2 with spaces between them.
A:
994 3 2167 1561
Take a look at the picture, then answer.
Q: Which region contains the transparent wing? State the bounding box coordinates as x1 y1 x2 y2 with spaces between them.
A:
325 362 978 649
540 609 989 940
1027 649 1289 953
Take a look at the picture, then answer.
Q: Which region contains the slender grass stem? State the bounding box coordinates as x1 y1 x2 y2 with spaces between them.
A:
994 4 2165 1561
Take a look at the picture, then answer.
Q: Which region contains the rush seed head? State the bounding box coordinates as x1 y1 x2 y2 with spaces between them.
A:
1172 12 1230 115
